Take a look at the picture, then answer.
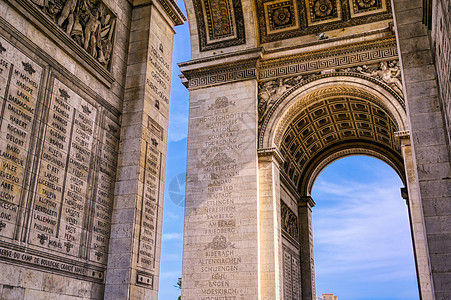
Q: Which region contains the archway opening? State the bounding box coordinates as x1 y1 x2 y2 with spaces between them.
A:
311 155 419 299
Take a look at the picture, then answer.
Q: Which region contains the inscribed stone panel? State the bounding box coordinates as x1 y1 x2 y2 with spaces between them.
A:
29 79 97 258
282 244 301 300
0 36 43 240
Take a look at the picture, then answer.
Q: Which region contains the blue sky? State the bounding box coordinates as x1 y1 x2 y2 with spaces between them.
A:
158 5 419 299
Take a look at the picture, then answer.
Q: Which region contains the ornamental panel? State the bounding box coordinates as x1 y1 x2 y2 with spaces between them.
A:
255 0 392 44
193 0 246 51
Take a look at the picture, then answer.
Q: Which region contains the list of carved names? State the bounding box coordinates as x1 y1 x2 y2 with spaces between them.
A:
30 79 97 256
0 35 120 273
0 37 42 239
195 97 247 299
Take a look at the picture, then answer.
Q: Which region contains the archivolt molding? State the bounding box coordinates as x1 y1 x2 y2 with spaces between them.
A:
258 71 407 148
305 148 403 195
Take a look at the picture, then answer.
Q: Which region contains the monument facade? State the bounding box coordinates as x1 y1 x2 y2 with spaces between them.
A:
0 0 450 298
0 0 184 298
180 0 451 299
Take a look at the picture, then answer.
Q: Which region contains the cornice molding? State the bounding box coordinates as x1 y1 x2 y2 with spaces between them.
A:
259 37 398 80
257 147 285 166
179 38 398 90
181 57 260 89
153 0 187 26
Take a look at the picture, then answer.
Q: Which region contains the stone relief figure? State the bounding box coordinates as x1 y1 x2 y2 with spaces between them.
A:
258 75 305 126
30 0 116 69
281 202 299 240
358 61 403 95
341 60 404 96
57 0 77 34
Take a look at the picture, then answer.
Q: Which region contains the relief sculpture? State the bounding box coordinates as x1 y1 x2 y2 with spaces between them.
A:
258 73 319 129
281 201 299 240
339 60 403 96
30 0 116 69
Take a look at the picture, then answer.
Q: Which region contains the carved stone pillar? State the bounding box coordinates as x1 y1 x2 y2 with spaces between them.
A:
298 196 316 300
392 0 451 297
258 148 284 299
397 131 434 300
105 1 184 299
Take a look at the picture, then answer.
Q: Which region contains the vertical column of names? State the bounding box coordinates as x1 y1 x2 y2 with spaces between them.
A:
0 37 42 239
196 97 245 299
30 79 97 257
58 86 96 256
89 117 119 264
31 83 73 245
138 136 161 270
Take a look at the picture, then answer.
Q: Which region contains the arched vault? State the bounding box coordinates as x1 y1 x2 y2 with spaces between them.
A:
259 73 408 195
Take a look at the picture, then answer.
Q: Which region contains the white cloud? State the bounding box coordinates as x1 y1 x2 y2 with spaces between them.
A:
162 232 182 241
168 109 188 142
311 161 418 299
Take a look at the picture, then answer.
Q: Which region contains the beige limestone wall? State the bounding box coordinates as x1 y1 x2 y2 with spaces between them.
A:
182 80 260 299
106 1 176 298
258 154 283 300
0 0 130 298
430 0 451 151
393 0 451 298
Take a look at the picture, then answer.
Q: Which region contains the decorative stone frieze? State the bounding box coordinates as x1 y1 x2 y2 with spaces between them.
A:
180 58 259 89
259 37 398 79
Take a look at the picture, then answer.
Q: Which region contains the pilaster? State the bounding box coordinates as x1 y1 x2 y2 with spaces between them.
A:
257 148 283 299
105 1 183 298
397 131 434 300
392 0 451 298
298 196 316 300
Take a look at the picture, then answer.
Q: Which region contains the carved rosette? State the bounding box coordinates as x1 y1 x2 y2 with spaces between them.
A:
266 0 297 32
257 0 391 43
30 0 116 69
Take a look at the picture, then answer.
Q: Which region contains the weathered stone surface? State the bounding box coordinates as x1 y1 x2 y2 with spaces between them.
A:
0 0 184 297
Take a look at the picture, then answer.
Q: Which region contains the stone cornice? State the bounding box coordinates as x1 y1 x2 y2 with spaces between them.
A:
179 37 398 90
179 47 264 67
132 0 186 25
153 0 186 26
300 196 316 208
180 54 261 90
259 37 398 80
257 147 284 166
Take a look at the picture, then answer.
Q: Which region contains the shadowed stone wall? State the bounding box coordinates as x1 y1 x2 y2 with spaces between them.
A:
0 0 184 298
392 0 451 298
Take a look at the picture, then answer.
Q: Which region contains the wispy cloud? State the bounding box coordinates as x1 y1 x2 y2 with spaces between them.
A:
162 232 182 241
168 108 188 142
311 157 418 299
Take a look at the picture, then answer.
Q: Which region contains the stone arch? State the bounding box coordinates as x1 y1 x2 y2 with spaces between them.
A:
260 73 407 150
259 74 408 197
257 72 434 300
304 148 404 196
